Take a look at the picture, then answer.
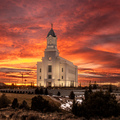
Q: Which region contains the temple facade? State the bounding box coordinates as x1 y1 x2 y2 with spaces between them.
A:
37 25 78 87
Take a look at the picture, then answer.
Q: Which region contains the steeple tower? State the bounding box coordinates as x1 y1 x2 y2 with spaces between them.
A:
46 23 57 49
47 23 56 37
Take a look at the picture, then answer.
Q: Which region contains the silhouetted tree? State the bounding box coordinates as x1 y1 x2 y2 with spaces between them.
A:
31 96 58 112
108 84 113 93
19 100 29 110
93 81 97 89
0 94 10 108
35 88 39 94
57 91 61 96
39 88 43 94
72 91 120 119
72 99 78 114
84 89 89 100
69 91 75 99
31 96 48 112
88 84 92 93
12 98 19 109
45 88 48 95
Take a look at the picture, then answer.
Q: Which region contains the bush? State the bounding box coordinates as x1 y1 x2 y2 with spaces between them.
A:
35 88 39 94
45 88 48 95
72 91 120 119
39 88 43 94
19 100 29 110
31 95 58 112
12 98 19 109
84 89 89 100
108 84 113 93
93 81 97 89
0 94 11 108
57 91 61 96
88 84 92 93
69 91 75 99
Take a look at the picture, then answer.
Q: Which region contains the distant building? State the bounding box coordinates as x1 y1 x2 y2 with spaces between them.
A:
37 24 78 87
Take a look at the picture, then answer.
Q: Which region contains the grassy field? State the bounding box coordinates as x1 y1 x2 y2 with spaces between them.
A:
0 93 61 108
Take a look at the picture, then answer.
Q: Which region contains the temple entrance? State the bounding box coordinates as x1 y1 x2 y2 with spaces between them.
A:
47 82 51 87
70 81 74 87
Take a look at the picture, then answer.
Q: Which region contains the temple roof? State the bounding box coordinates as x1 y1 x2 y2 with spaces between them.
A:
47 28 56 37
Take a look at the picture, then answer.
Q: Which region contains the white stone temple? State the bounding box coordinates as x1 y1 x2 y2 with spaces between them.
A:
37 24 78 87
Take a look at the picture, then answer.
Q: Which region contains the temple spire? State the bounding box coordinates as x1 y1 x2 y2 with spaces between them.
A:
47 23 56 37
51 23 53 29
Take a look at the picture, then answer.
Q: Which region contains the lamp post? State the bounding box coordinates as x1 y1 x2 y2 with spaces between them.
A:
20 72 23 87
25 79 27 87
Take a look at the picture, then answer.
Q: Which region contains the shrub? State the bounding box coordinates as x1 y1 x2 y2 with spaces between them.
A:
12 98 19 109
45 88 48 95
69 91 75 99
31 95 58 112
93 81 97 89
0 94 11 108
57 91 61 96
108 84 113 93
31 96 48 112
88 84 92 93
19 100 29 110
72 91 120 119
84 89 89 100
39 88 43 94
35 88 39 94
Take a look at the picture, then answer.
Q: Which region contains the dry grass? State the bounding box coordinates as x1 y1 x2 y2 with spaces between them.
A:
0 93 61 108
42 95 61 108
0 93 36 107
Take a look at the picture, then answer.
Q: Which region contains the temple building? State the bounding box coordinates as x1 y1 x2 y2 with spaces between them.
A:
37 24 78 87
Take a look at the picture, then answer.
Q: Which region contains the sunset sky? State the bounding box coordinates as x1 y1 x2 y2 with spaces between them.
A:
0 0 120 86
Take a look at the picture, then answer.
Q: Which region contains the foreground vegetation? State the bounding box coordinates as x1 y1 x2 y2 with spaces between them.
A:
72 90 120 119
0 93 61 108
0 87 120 119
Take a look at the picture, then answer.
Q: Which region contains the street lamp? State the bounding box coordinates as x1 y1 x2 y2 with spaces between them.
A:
20 72 23 86
25 79 27 86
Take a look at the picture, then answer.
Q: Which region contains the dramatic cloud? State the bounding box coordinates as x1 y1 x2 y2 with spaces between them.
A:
0 0 120 86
